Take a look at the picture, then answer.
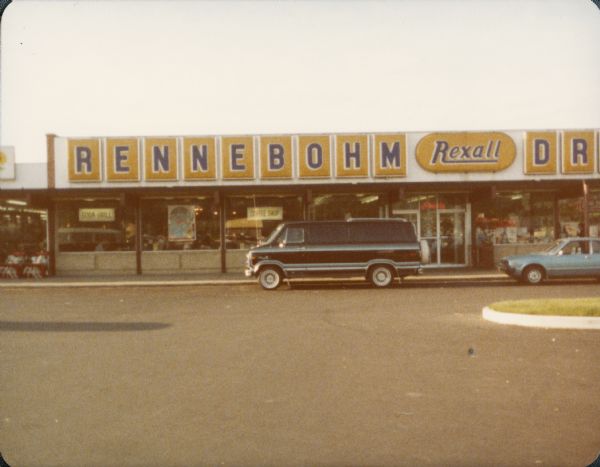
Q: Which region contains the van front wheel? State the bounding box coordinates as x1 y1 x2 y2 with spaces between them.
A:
258 266 283 290
368 265 395 288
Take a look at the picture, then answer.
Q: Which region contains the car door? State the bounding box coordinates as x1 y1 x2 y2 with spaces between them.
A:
589 240 600 276
553 240 590 277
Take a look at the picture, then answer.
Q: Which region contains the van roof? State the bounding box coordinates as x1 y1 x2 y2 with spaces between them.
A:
281 218 409 225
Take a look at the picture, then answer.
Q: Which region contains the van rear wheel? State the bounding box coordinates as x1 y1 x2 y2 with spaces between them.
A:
258 266 283 290
368 265 395 288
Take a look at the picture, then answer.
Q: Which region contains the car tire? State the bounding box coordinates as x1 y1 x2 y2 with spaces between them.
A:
368 265 395 288
523 265 544 285
258 266 283 290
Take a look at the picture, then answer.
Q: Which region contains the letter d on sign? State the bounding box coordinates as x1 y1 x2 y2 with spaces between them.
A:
534 139 550 165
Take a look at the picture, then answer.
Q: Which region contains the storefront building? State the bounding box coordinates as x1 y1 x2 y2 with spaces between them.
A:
1 129 599 276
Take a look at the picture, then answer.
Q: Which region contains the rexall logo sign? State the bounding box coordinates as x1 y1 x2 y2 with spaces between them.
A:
0 147 16 180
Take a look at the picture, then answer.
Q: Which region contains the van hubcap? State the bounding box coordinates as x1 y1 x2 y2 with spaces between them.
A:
372 267 392 286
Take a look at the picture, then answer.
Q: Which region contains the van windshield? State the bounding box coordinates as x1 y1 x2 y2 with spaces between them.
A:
262 224 284 246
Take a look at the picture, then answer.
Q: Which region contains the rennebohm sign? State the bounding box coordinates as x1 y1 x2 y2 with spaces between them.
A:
51 129 600 187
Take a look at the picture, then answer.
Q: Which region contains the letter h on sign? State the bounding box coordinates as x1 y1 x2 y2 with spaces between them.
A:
335 135 368 177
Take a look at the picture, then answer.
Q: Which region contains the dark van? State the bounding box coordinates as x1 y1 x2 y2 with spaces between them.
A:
245 219 429 289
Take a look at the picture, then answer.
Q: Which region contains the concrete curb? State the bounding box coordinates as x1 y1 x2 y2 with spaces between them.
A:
482 306 600 330
0 273 509 289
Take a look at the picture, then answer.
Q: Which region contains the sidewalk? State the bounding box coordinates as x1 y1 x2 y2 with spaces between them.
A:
0 268 508 288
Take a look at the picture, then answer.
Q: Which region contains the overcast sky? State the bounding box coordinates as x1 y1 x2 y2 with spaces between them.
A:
1 0 599 163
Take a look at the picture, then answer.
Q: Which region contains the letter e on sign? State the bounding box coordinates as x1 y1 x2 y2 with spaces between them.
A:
68 138 101 182
106 138 140 181
222 136 255 179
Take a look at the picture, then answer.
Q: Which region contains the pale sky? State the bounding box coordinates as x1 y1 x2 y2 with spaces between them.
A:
1 0 599 163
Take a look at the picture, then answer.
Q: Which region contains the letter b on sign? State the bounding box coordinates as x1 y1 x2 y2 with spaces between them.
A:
260 136 292 179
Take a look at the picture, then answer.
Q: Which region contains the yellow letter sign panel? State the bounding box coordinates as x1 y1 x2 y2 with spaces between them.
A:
68 138 101 182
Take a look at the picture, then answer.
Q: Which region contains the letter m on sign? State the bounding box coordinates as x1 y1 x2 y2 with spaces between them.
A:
381 142 401 168
374 134 406 177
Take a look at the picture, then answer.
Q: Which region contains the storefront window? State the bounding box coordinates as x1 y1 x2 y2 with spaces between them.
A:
0 201 47 262
558 197 583 237
225 195 303 249
473 191 555 244
588 192 600 237
141 197 219 250
310 193 385 220
56 199 135 252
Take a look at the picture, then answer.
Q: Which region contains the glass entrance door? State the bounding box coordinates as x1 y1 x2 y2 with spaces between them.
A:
438 210 465 265
391 194 468 266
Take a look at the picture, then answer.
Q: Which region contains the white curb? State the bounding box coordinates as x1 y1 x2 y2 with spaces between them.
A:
482 306 600 330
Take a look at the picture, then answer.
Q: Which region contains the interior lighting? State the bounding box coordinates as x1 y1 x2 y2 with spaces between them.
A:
6 199 27 206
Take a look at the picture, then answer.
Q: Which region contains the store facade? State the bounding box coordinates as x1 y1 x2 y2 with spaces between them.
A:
1 129 599 276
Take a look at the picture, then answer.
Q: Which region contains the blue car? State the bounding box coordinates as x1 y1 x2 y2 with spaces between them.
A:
498 237 600 284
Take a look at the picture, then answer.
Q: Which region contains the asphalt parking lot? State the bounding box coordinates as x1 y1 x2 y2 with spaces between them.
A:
1 280 599 466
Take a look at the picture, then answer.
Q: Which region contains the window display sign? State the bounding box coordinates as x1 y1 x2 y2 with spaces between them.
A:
247 207 283 221
79 208 116 222
168 205 196 241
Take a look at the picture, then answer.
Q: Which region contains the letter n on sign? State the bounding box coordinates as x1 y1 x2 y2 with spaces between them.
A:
183 137 216 180
144 137 178 181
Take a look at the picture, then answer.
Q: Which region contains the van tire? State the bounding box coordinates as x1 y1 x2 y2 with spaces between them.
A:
258 266 283 290
368 265 395 288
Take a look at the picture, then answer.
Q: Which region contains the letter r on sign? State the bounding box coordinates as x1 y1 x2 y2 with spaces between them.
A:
76 147 92 174
572 139 588 165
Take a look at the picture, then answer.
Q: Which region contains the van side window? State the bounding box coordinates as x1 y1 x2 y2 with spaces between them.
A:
591 241 600 254
286 227 305 244
349 222 416 243
308 223 348 244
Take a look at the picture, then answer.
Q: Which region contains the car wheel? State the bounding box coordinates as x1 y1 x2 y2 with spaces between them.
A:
369 265 395 288
523 265 544 285
258 266 283 290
